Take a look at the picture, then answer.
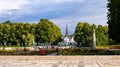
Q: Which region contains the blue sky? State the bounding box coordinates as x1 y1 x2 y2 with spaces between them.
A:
0 0 108 35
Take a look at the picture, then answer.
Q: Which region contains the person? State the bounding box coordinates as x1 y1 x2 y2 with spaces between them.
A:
40 48 45 55
56 47 59 53
24 47 27 51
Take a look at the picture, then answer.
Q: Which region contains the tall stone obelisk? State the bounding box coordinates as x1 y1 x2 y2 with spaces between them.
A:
93 29 96 49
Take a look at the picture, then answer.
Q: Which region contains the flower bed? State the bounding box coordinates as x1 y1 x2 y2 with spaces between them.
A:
0 49 56 55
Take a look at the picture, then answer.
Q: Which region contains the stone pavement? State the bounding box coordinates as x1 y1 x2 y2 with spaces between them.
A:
0 60 120 67
0 56 120 67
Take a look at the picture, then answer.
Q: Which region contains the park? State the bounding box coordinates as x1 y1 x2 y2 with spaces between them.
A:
0 19 120 55
0 0 120 67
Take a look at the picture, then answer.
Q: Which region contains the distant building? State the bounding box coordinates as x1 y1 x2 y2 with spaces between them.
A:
62 25 75 44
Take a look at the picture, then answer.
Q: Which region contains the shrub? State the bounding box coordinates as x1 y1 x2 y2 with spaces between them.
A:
58 48 120 55
0 49 57 55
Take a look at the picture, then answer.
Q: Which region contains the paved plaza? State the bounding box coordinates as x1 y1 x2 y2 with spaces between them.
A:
0 60 120 67
0 56 120 67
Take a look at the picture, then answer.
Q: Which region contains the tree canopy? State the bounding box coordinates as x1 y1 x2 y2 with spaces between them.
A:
0 19 62 47
35 19 62 45
74 22 110 47
0 18 111 47
107 0 120 44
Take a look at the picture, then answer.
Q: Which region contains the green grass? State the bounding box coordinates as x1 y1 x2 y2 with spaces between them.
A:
96 45 120 49
96 45 109 49
0 45 30 48
0 46 25 50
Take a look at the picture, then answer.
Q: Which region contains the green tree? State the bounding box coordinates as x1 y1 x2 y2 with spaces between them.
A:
75 22 93 47
107 0 120 44
75 22 110 47
0 19 61 47
96 25 109 45
22 33 34 47
35 19 62 45
0 23 4 46
5 20 11 24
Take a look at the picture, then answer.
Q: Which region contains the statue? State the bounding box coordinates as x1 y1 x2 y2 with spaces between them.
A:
93 29 96 49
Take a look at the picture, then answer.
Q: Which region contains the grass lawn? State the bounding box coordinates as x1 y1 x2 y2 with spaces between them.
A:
0 46 25 50
96 45 120 49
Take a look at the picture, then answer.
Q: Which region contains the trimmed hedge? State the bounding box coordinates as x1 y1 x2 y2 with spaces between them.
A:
0 48 120 55
58 48 120 55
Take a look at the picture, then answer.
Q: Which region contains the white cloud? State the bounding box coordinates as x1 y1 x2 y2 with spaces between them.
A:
0 0 30 18
0 0 29 10
0 0 108 35
0 0 105 17
27 0 85 4
51 13 107 35
53 0 85 3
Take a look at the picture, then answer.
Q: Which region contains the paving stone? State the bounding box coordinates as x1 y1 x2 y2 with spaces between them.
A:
0 60 120 67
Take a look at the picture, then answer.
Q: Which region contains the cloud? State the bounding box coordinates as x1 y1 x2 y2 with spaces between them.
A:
51 13 107 35
0 0 29 10
52 0 86 3
0 0 30 19
0 0 86 21
0 0 108 35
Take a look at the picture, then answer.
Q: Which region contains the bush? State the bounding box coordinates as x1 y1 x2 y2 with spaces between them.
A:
0 48 120 55
58 48 120 55
0 49 57 55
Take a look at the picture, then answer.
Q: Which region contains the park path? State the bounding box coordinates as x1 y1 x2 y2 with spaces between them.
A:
0 56 120 67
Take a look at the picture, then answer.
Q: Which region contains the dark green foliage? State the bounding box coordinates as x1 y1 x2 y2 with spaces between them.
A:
107 0 120 43
4 20 12 25
58 48 120 55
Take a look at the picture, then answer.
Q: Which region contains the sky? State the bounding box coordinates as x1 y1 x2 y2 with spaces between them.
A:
0 0 108 35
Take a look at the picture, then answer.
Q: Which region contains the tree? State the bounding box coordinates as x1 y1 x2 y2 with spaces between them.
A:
35 19 62 45
22 33 34 47
0 19 61 47
74 22 93 47
75 22 110 47
107 0 120 43
0 23 5 46
4 20 11 25
96 25 109 45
